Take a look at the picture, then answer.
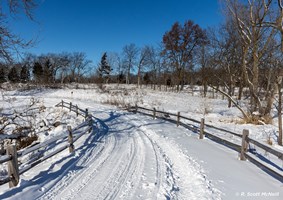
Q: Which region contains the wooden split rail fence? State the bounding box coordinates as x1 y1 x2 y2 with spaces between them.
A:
129 105 283 183
0 100 96 188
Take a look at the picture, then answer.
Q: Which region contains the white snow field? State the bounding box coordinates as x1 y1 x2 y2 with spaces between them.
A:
0 84 282 199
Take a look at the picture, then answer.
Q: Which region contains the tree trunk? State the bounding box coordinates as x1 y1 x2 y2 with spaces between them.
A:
137 68 141 88
228 75 233 108
251 44 259 112
126 67 130 84
203 81 207 98
278 79 283 146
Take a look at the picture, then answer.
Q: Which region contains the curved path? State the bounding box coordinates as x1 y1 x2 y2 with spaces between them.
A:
1 102 282 200
37 109 219 200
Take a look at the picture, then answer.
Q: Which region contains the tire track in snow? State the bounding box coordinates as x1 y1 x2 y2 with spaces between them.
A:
137 130 163 199
44 111 145 200
143 127 221 199
38 133 118 200
36 109 220 200
103 133 144 200
131 115 221 200
129 116 178 200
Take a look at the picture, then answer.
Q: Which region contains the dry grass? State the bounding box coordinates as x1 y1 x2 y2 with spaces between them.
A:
266 137 273 145
17 134 38 150
238 114 273 125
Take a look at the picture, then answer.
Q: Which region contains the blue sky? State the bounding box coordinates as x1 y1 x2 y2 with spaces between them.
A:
12 0 223 64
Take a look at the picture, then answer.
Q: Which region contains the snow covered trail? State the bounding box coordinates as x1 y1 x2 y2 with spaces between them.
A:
0 100 282 199
0 103 220 200
131 114 283 200
39 109 219 200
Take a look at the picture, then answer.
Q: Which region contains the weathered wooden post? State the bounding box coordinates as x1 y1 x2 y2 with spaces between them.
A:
68 126 74 153
76 105 79 117
69 102 72 112
199 118 205 139
7 145 19 188
61 100 63 109
88 114 93 134
240 129 249 160
177 112 180 127
85 108 88 120
153 108 156 119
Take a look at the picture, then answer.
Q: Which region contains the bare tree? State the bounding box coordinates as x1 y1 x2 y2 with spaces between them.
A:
225 0 278 122
162 20 208 91
122 43 139 84
137 46 152 88
68 52 92 82
256 0 283 145
56 52 71 84
107 52 124 84
0 0 37 62
208 21 242 105
257 0 283 51
145 45 162 90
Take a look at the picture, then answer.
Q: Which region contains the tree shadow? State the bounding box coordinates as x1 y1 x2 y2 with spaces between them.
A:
0 125 99 199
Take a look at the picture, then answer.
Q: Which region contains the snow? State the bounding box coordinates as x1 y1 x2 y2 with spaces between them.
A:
0 84 282 199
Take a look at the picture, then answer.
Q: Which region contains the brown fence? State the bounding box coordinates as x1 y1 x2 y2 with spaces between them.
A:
0 101 96 188
129 105 283 183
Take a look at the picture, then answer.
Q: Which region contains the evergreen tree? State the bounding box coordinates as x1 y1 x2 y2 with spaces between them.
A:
0 67 6 83
8 66 20 83
143 72 151 85
33 62 43 83
43 59 53 83
98 52 112 83
20 65 30 83
117 72 125 84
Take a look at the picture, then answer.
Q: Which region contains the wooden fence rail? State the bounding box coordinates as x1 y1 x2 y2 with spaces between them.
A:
0 101 95 188
129 105 283 183
55 100 88 119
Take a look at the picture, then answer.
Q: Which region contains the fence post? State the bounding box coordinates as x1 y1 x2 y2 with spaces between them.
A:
76 105 79 117
177 112 180 127
68 126 74 153
61 100 63 109
153 108 156 119
69 102 72 112
7 145 19 188
88 114 93 134
199 118 205 139
85 108 88 120
240 129 249 160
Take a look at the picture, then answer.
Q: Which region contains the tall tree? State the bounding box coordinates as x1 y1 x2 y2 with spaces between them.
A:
137 46 151 88
107 52 124 85
149 44 165 90
8 66 20 83
98 52 112 83
32 62 43 83
20 65 30 83
208 21 242 105
225 0 278 121
68 52 92 82
162 20 208 91
0 65 7 83
122 43 139 84
256 0 283 145
42 58 54 83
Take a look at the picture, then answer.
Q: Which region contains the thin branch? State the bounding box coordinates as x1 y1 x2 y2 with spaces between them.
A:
209 85 250 120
